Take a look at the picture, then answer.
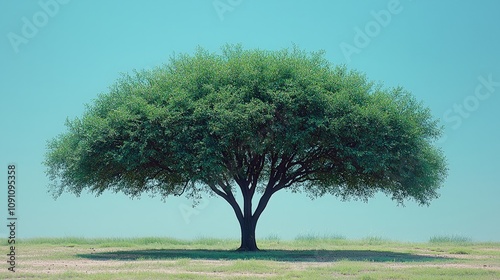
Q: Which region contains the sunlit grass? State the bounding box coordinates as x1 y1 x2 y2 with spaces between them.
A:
360 236 390 245
294 233 347 241
12 234 404 247
429 235 473 244
2 236 499 279
18 236 232 247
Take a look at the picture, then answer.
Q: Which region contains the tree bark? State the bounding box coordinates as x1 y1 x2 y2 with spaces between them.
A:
236 185 275 251
237 184 259 251
209 176 278 252
237 215 258 251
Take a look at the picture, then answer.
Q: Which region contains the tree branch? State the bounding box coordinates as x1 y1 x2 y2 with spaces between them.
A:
207 181 228 199
148 156 174 173
174 181 189 196
247 153 265 198
252 182 275 222
207 180 244 223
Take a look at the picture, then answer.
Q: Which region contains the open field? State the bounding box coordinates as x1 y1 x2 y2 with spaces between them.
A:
2 236 500 279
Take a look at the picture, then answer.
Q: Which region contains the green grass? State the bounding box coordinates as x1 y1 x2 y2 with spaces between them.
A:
2 236 499 279
294 233 347 241
429 235 473 244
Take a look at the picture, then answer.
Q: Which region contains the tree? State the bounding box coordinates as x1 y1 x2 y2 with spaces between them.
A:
45 45 447 251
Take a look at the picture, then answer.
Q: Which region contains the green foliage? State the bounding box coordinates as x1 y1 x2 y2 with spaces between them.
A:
45 44 447 207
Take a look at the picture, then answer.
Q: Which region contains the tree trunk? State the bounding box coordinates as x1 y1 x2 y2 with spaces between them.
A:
237 186 259 251
236 186 274 251
238 215 258 251
215 178 277 252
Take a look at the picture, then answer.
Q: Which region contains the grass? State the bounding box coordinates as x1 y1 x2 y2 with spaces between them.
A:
2 236 500 279
429 235 473 244
295 233 347 241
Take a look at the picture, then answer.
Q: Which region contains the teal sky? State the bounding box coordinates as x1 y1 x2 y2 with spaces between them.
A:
1 0 499 242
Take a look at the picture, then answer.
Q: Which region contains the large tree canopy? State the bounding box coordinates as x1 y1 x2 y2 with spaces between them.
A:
45 45 447 250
